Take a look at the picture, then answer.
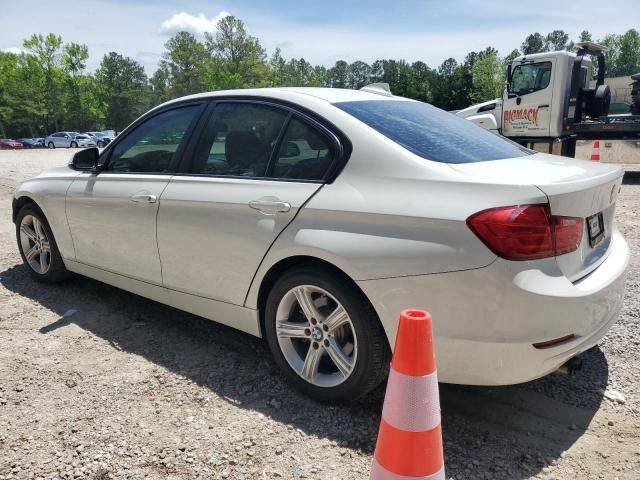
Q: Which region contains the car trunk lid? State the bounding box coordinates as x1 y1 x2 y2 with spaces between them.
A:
450 153 624 281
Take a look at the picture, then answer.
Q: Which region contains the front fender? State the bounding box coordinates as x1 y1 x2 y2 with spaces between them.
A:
13 168 80 260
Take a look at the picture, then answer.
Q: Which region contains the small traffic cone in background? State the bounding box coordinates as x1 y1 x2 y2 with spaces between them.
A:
590 140 601 161
370 309 445 480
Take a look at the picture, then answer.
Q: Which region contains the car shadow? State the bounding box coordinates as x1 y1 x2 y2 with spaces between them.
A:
622 170 640 185
0 264 608 480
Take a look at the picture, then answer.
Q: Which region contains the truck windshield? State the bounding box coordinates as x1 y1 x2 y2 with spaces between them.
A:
334 100 532 163
509 62 552 96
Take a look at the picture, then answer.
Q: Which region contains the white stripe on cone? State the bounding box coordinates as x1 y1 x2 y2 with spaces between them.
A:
382 369 441 432
371 458 446 480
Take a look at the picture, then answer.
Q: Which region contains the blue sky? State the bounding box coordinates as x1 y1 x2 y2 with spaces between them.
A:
2 0 640 73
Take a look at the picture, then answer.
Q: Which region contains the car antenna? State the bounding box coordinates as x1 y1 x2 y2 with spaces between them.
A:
360 83 393 97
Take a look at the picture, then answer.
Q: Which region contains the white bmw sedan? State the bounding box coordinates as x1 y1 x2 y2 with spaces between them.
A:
12 87 629 402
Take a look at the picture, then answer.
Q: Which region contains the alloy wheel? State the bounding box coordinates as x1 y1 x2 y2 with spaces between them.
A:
275 285 357 387
19 214 51 274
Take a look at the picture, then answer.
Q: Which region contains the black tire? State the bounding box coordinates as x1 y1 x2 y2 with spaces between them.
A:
70 141 78 148
16 203 71 283
264 266 390 403
48 142 55 149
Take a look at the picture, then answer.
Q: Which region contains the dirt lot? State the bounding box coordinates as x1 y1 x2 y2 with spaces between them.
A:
0 149 639 480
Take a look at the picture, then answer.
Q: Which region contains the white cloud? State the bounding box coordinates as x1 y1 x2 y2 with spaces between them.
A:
3 47 24 55
159 11 230 36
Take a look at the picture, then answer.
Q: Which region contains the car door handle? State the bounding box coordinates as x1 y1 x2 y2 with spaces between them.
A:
130 193 157 204
538 104 550 108
249 198 291 214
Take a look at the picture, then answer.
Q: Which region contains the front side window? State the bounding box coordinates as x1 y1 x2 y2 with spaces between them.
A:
190 103 289 177
335 100 532 164
106 105 200 173
270 117 334 180
508 62 552 96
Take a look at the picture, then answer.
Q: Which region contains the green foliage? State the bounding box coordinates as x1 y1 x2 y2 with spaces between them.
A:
95 52 149 133
204 16 267 88
471 52 505 102
1 21 639 138
163 32 208 97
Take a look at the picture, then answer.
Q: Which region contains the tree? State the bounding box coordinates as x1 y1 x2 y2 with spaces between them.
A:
471 51 504 102
616 29 640 77
579 30 593 42
205 16 267 88
95 52 148 132
22 33 64 131
163 32 208 97
61 42 90 130
267 48 287 87
504 49 521 64
544 30 570 51
326 60 349 88
149 61 171 105
347 61 371 89
521 33 545 55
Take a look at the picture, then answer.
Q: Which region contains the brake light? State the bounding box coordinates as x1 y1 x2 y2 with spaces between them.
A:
467 204 583 261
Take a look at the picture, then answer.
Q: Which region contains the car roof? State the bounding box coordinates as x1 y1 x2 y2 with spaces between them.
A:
160 87 410 110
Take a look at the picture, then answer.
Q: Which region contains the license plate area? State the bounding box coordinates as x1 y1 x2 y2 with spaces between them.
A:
587 212 605 247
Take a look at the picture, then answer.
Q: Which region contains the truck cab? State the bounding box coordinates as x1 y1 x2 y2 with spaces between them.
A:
454 42 640 159
457 50 593 139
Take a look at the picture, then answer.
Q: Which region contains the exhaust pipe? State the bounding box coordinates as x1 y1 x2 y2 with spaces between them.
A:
553 356 583 376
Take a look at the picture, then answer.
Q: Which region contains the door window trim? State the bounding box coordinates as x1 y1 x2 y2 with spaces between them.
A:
174 97 351 184
97 101 208 175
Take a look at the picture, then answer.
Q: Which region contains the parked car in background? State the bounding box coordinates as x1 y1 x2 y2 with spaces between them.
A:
12 87 629 403
44 132 96 148
19 138 44 149
0 138 24 149
83 132 113 148
71 134 96 148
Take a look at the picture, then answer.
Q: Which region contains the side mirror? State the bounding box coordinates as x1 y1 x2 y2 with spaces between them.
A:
281 141 301 158
506 64 512 84
70 147 99 171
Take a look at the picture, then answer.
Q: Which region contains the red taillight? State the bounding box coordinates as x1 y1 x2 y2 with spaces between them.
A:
467 204 583 261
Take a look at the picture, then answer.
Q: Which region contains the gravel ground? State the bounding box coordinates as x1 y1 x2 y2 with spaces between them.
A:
0 149 639 480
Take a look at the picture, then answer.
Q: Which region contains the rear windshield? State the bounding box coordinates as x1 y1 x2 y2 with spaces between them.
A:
334 100 532 163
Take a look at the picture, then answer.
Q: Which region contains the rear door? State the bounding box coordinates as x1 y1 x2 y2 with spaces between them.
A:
157 101 339 305
502 60 554 137
66 104 203 284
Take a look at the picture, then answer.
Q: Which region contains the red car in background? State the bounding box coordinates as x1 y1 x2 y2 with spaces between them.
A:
0 139 24 150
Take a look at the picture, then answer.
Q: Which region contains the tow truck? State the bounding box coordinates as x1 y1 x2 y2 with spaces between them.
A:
456 42 640 158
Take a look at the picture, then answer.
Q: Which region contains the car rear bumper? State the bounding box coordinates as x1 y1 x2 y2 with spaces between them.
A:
357 228 629 385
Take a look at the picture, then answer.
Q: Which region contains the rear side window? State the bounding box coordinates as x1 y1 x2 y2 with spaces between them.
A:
334 100 532 163
270 117 334 181
190 103 289 177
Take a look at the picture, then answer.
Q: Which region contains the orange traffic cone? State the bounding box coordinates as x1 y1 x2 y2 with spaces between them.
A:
590 141 601 161
370 309 445 480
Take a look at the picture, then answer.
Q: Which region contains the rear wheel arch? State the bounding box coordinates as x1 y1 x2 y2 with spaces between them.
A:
256 256 379 338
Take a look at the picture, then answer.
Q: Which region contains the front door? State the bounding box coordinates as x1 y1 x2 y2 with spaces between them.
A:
502 60 555 138
157 102 337 305
66 104 203 284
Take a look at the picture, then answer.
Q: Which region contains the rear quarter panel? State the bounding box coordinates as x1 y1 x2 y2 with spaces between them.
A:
244 123 549 308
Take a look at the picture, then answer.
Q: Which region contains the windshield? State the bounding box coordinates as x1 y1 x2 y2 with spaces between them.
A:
334 100 532 163
508 62 552 96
